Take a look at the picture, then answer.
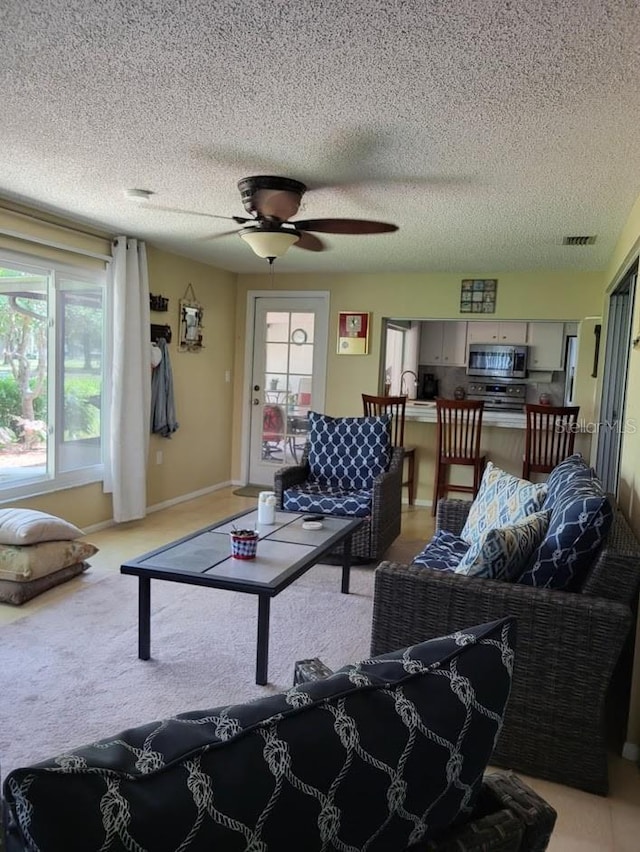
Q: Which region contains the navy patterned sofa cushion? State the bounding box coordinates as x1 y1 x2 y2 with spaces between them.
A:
4 618 516 852
283 482 372 517
307 411 391 491
412 529 470 572
542 453 593 508
519 467 613 590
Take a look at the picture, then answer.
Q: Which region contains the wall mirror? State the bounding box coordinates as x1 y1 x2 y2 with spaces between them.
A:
179 299 204 351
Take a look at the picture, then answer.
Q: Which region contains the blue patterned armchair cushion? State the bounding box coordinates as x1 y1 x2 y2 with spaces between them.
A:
283 481 372 517
412 529 470 572
307 411 391 491
460 462 547 544
455 511 550 581
4 618 516 852
519 475 613 590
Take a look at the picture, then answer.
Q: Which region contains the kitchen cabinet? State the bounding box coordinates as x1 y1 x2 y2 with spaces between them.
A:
419 321 467 366
466 321 528 344
527 322 565 371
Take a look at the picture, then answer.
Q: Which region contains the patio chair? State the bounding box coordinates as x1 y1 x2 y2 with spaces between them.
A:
274 411 403 561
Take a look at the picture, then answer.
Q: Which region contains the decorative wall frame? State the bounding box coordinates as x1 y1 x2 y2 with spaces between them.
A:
460 279 498 313
179 283 204 351
337 311 370 355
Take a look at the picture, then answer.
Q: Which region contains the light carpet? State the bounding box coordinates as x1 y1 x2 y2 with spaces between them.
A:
0 563 374 778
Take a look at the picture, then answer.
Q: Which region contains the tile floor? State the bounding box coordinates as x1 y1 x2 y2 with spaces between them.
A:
1 489 639 850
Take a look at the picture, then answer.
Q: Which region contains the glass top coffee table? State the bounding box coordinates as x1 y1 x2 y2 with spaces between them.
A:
120 508 364 684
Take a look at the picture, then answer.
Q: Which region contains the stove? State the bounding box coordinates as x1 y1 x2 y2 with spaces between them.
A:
466 382 527 411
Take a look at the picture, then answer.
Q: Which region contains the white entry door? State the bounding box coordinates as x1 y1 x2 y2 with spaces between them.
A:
246 294 329 486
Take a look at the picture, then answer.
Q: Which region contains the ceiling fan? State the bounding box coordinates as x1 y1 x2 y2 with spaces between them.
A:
147 175 399 264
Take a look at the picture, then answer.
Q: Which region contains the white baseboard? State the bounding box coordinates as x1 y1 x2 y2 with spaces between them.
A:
622 741 639 761
83 480 234 534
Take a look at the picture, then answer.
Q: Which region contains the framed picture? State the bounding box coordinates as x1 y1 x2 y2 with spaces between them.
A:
337 311 370 355
460 279 497 313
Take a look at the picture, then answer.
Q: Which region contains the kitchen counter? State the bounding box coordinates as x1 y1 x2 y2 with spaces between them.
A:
405 402 526 428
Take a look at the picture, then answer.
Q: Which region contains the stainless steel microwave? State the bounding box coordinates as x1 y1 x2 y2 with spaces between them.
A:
466 343 528 379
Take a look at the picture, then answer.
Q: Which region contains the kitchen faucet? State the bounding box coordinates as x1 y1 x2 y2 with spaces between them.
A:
400 370 418 397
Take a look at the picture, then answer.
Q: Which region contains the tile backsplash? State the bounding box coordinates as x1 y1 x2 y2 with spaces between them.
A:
417 365 567 406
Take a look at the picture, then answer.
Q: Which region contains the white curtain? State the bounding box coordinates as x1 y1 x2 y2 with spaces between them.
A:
104 237 151 521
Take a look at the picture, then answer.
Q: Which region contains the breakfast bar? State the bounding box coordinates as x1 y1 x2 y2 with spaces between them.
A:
403 401 592 505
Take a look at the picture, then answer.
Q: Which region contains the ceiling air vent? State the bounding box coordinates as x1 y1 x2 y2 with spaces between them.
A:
562 235 596 246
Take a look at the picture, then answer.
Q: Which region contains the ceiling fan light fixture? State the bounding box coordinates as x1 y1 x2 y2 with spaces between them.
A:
239 226 300 260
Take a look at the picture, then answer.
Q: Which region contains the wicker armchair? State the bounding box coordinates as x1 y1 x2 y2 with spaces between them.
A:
371 499 640 795
273 411 404 561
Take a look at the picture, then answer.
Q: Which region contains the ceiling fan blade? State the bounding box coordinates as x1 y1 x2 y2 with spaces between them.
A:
293 218 398 235
146 204 251 224
196 229 239 242
293 231 325 252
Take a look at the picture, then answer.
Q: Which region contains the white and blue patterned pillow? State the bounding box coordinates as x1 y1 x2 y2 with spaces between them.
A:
5 619 516 852
460 462 547 544
519 476 613 590
307 411 391 491
456 511 551 581
543 453 592 508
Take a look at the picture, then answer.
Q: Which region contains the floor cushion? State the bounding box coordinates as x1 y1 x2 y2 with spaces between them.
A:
4 618 516 852
0 508 84 545
0 539 98 582
0 561 89 605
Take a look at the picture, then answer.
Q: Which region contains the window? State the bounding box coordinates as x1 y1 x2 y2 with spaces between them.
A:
0 249 107 498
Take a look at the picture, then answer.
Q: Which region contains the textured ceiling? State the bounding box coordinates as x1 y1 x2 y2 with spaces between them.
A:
2 0 640 274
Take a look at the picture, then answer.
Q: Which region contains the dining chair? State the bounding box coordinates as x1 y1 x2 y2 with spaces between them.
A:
362 393 416 505
433 399 485 516
523 404 580 479
262 404 286 460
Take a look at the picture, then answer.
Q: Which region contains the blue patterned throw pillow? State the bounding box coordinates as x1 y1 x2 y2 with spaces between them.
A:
307 411 391 491
519 476 613 590
460 462 547 544
4 618 516 852
543 453 592 508
456 511 550 581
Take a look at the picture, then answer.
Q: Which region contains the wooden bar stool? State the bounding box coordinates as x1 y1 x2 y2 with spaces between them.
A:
433 399 485 516
523 404 580 479
362 393 416 505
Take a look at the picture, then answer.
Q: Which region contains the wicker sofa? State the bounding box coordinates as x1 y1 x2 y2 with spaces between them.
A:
371 496 640 795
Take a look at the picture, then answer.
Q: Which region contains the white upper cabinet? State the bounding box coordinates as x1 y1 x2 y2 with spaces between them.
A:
466 321 528 344
419 321 467 366
527 322 565 371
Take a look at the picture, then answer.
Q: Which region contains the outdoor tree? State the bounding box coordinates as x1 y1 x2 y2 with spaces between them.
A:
0 289 47 424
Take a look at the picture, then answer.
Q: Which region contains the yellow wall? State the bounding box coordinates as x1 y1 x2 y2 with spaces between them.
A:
0 204 237 529
232 270 605 477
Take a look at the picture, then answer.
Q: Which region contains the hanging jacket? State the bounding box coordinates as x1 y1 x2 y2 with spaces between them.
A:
150 337 179 438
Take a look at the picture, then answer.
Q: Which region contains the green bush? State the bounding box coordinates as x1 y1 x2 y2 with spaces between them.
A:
0 377 45 428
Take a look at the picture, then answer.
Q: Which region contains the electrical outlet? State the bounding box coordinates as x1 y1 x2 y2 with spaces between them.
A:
225 369 231 383
156 450 163 465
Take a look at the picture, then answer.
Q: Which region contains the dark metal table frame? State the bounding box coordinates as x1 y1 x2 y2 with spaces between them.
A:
120 509 363 685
